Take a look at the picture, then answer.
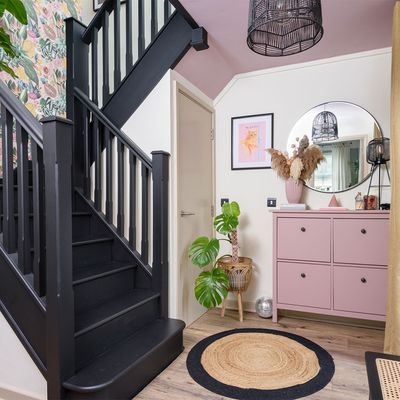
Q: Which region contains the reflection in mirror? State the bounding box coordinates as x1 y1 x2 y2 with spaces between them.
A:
287 102 383 193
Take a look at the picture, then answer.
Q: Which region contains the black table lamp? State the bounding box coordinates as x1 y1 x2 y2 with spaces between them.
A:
366 137 391 209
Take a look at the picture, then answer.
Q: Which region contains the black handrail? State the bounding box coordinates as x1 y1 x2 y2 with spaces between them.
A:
0 81 43 147
74 87 152 169
82 0 197 44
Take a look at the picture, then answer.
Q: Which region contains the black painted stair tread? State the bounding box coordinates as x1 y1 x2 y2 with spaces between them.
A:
0 211 92 218
75 289 160 335
64 318 185 393
73 261 137 285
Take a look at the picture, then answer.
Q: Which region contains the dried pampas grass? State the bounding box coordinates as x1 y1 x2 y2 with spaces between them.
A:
267 149 290 180
300 145 325 181
267 135 324 182
290 157 303 181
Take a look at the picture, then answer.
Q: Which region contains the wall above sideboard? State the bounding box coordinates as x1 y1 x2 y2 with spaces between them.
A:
214 48 391 307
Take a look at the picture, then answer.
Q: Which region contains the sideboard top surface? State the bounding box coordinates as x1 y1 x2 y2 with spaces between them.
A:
272 210 389 216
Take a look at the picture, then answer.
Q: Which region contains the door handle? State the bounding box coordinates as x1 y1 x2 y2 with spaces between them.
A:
180 210 195 217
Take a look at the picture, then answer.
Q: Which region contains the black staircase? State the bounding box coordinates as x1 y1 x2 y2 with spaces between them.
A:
0 0 207 398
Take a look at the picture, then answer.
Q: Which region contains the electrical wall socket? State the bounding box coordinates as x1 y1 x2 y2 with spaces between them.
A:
267 198 277 207
221 198 229 207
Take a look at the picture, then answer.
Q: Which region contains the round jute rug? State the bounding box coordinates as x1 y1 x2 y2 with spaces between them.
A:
186 328 335 400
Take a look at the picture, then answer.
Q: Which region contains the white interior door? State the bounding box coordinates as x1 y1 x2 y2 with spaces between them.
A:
177 90 214 326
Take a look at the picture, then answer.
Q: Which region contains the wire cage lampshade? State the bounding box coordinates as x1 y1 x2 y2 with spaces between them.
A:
367 137 390 165
312 111 338 142
247 0 324 57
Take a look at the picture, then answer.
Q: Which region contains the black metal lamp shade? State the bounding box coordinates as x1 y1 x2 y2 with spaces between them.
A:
367 137 390 165
312 111 338 142
247 0 323 57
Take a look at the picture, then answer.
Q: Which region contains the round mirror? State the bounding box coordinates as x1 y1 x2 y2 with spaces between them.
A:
287 102 383 193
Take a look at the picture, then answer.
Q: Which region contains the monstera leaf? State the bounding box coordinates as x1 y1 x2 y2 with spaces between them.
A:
188 237 219 268
195 267 229 308
222 201 240 218
213 201 241 235
0 0 28 24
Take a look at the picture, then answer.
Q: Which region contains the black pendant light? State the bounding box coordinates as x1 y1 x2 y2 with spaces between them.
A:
247 0 323 57
312 111 338 142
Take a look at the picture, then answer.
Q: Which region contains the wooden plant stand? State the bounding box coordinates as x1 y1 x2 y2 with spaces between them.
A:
218 256 253 322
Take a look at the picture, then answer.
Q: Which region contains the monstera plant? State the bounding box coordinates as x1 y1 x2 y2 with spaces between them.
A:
188 201 241 308
0 0 28 77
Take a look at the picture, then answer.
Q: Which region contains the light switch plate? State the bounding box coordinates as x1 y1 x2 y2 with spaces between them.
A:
267 198 277 207
221 198 229 207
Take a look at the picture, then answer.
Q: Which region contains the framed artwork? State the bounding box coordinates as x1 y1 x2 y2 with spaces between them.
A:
94 0 125 11
231 113 274 170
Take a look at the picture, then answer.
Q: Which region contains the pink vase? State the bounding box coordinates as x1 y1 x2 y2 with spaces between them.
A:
285 178 304 204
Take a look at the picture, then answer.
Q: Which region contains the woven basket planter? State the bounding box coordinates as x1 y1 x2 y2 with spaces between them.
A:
218 255 253 292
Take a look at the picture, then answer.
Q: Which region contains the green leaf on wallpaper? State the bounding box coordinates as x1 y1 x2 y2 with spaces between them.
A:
22 0 37 24
0 27 16 57
19 88 28 103
0 0 28 25
66 0 78 19
0 60 16 78
21 57 39 84
18 25 27 41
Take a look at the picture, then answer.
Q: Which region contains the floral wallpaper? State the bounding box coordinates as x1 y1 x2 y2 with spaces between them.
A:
0 0 81 119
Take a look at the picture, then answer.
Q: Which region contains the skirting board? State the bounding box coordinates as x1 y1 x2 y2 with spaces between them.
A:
219 300 385 330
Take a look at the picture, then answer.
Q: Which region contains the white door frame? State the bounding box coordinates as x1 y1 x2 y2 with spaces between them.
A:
169 81 216 323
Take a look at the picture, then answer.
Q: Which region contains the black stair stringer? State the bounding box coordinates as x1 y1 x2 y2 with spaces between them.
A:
101 11 194 129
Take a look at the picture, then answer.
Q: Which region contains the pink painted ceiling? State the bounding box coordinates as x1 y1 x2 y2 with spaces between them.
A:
175 0 395 99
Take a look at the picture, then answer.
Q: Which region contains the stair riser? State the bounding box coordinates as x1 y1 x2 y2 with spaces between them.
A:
75 298 159 369
68 328 184 400
73 241 113 269
74 268 136 311
0 214 92 247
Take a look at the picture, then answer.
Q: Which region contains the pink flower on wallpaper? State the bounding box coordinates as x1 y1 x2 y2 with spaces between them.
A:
238 122 267 163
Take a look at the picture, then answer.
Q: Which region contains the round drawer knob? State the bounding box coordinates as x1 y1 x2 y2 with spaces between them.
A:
301 227 306 232
301 273 306 278
361 277 367 283
361 228 367 234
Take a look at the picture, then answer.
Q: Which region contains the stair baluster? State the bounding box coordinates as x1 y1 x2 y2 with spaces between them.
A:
151 0 158 40
141 164 149 265
126 0 133 71
114 0 121 88
16 122 31 273
31 142 46 296
2 106 17 253
129 153 137 248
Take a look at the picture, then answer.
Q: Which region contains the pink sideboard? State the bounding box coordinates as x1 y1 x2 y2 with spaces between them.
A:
272 210 389 323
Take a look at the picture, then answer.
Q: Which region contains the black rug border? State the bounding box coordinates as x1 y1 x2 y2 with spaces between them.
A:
186 328 335 400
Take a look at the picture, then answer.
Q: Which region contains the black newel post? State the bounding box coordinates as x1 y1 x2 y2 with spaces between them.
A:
65 17 89 190
42 117 75 399
151 151 170 319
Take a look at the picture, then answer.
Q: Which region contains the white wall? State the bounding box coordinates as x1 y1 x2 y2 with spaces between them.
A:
214 48 392 309
0 313 46 400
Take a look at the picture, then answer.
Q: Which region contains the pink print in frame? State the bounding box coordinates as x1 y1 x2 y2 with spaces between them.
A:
231 113 274 170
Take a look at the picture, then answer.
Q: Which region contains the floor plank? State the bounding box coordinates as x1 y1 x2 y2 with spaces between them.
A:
136 309 384 399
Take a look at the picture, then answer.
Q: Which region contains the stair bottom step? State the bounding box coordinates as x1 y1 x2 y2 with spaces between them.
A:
64 318 185 400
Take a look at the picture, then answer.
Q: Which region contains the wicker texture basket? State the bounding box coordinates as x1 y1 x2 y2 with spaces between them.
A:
218 256 253 292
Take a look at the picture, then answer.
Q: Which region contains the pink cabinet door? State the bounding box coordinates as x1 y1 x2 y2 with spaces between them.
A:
277 218 331 262
334 266 387 316
277 262 331 309
334 219 389 266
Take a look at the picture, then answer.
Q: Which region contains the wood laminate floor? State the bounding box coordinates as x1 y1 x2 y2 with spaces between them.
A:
136 309 384 399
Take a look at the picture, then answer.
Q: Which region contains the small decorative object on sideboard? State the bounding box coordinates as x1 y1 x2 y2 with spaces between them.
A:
355 192 364 210
255 296 273 318
319 194 348 211
364 195 378 210
188 201 253 322
268 136 324 204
